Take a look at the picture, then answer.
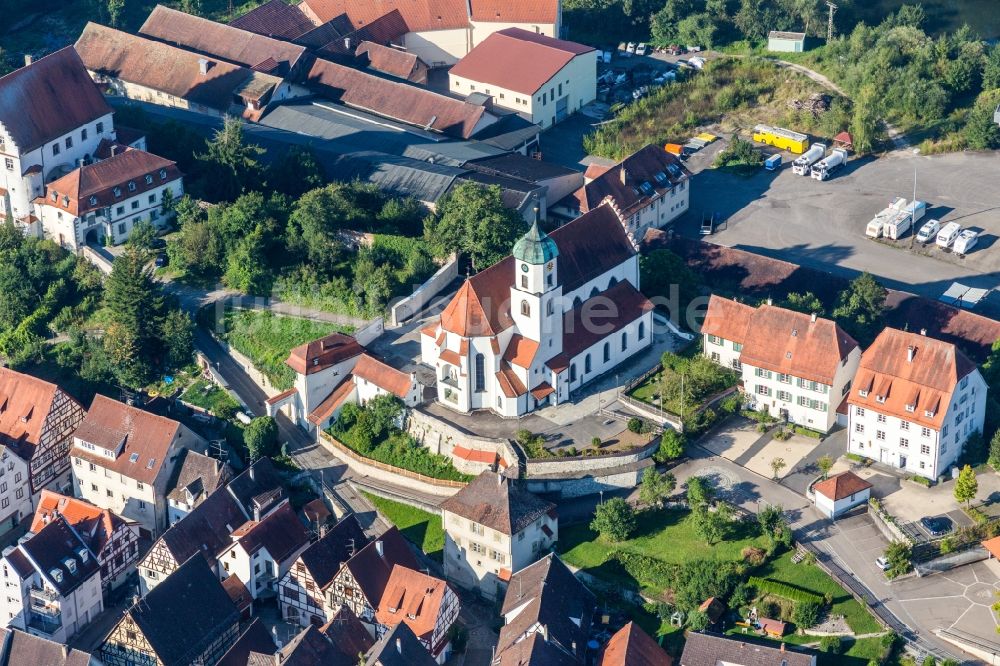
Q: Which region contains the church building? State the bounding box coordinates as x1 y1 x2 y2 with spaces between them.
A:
420 203 654 417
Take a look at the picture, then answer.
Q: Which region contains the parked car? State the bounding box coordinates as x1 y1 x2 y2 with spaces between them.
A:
625 42 637 56
915 219 940 244
602 50 613 64
149 237 167 250
920 515 953 537
953 229 979 255
875 556 890 571
617 42 628 56
636 42 648 56
155 252 168 267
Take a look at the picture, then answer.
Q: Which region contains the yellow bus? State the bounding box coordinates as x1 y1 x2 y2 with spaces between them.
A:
751 124 809 154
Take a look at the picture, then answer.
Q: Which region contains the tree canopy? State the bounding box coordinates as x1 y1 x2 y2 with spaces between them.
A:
423 183 525 270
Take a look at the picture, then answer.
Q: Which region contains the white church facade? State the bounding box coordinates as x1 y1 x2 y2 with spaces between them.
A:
420 203 654 418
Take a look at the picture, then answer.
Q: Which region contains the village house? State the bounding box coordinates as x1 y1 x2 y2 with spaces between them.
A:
496 554 595 663
278 513 370 627
32 147 183 249
365 622 438 666
215 618 276 666
165 449 232 526
812 470 873 519
138 458 285 595
449 29 595 128
268 334 420 434
558 145 691 241
31 490 140 592
421 204 653 417
70 395 207 539
216 502 310 600
0 48 116 229
679 632 815 666
326 526 421 629
0 627 94 665
253 605 374 666
701 296 861 434
375 565 460 663
440 472 557 600
0 515 102 644
597 622 673 666
847 327 987 480
100 555 240 666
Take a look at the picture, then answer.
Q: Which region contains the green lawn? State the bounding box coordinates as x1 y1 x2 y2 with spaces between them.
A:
362 492 444 562
559 509 770 597
180 378 241 416
218 309 353 390
753 551 883 635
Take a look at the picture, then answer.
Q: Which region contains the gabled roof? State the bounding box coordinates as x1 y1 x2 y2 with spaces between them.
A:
440 472 555 535
0 368 73 462
449 28 594 96
550 280 653 367
355 41 425 82
341 526 421 606
493 632 577 666
217 618 276 666
352 353 414 398
364 622 437 666
297 514 371 590
316 10 409 56
123 555 239 666
72 394 185 484
31 490 131 555
679 632 815 666
300 0 468 32
273 605 375 666
0 628 93 666
375 565 453 641
848 327 977 429
812 471 872 501
229 0 318 40
303 58 489 139
700 295 755 345
19 516 100 597
38 148 181 217
230 502 309 562
308 377 356 426
573 145 691 217
286 331 364 375
469 0 560 23
503 334 538 369
0 47 111 154
598 622 672 666
165 448 232 505
140 5 307 76
226 457 286 515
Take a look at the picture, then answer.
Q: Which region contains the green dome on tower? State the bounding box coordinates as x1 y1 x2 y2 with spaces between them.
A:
512 220 558 264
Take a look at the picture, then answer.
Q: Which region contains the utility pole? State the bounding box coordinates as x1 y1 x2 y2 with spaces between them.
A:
826 2 838 42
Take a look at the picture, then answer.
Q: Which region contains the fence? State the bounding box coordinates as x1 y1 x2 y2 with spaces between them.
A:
318 431 467 492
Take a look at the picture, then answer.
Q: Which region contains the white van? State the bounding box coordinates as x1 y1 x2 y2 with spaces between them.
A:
936 222 962 248
953 229 979 255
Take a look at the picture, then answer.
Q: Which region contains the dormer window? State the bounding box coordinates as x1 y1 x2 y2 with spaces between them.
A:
924 409 935 418
50 569 62 584
159 169 167 180
875 395 886 404
65 558 77 575
144 174 153 185
905 404 915 413
89 196 97 206
113 187 121 198
50 191 57 202
127 181 136 192
859 390 869 397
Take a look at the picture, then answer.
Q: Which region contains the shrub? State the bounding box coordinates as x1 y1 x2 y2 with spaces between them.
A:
909 474 932 488
884 541 913 579
746 577 824 605
741 546 767 566
687 610 709 631
791 600 822 629
654 429 686 463
627 417 644 433
939 537 955 555
819 636 842 653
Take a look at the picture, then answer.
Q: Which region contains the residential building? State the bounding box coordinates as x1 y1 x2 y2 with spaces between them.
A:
0 515 102 644
100 555 240 666
217 502 310 600
165 449 232 526
32 147 183 249
30 490 140 592
254 605 374 666
440 472 556 600
812 471 872 519
492 633 577 666
364 622 437 666
559 145 691 240
496 554 595 663
847 327 987 480
679 632 816 665
375 565 460 663
268 334 419 433
421 204 654 417
0 368 87 500
0 627 94 665
75 23 292 121
278 513 371 627
597 622 673 666
296 0 561 65
701 296 861 433
70 395 207 539
0 450 30 539
0 48 115 229
449 29 595 128
355 42 430 83
138 458 285 595
216 618 276 666
327 526 421 627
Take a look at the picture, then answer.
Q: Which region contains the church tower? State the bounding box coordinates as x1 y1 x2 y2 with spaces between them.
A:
510 213 562 346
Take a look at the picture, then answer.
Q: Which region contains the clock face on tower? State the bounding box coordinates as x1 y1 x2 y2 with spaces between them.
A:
521 263 529 273
546 261 554 270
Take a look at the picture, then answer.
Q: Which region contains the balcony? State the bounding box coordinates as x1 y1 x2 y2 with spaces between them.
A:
28 611 62 636
29 586 59 604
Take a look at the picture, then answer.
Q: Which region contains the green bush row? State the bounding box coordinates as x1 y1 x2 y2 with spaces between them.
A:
747 576 824 605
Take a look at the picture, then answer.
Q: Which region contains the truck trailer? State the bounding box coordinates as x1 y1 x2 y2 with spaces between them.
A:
810 148 848 181
791 143 827 175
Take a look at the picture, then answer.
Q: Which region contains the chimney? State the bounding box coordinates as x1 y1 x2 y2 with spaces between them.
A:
249 464 255 482
810 312 817 323
375 540 384 557
344 37 352 51
395 637 402 654
496 472 502 486
780 642 785 652
766 297 773 306
619 166 627 186
907 345 915 363
920 328 927 336
24 54 33 66
198 58 210 75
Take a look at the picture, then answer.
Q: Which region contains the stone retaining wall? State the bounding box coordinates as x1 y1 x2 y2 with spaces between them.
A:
407 408 521 475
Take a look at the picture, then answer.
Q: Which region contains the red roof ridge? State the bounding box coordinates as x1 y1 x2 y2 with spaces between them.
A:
813 470 872 501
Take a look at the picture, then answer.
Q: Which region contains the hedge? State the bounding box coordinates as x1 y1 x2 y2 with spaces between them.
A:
748 576 824 605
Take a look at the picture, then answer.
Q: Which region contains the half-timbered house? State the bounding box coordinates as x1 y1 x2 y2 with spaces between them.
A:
165 448 232 526
375 565 461 663
217 502 310 600
253 605 374 665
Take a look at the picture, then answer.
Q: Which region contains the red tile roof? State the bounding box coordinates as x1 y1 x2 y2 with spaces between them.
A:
31 490 130 554
469 0 559 23
549 281 653 367
223 574 253 613
440 472 555 535
573 145 691 217
813 471 872 501
375 565 452 642
232 502 310 562
352 353 413 399
355 41 426 82
700 295 754 345
0 368 70 462
38 148 181 217
502 334 538 369
496 362 527 398
303 58 488 138
265 387 298 406
229 0 318 40
530 382 554 400
848 327 976 430
287 332 363 375
452 445 502 466
71 394 183 484
316 10 409 56
308 377 356 426
342 527 421 606
598 622 673 666
140 5 307 76
299 0 468 32
449 28 594 96
0 47 111 154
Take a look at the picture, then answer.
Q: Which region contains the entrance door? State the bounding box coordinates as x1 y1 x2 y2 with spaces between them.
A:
899 454 907 469
555 96 569 121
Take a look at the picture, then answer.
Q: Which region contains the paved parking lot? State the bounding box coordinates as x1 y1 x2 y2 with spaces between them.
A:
682 149 1000 301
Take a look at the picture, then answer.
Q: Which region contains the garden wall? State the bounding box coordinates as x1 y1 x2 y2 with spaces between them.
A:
389 255 459 326
524 436 660 477
406 408 521 475
525 459 653 499
354 317 385 346
210 333 282 399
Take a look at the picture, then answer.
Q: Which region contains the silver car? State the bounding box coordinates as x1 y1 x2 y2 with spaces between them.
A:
915 219 940 244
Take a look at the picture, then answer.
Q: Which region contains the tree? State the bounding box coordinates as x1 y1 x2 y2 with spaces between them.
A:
590 497 637 541
686 475 714 508
224 225 275 295
792 600 821 629
757 504 787 537
692 503 731 544
196 116 266 202
104 246 165 383
984 46 1000 90
107 0 125 26
954 464 979 507
770 457 786 479
423 183 524 269
989 430 1000 471
817 454 834 479
640 468 676 506
268 145 324 198
687 610 709 631
964 95 1000 150
126 221 158 252
245 416 280 461
161 309 194 370
677 13 718 49
639 249 700 323
654 429 686 463
884 541 912 579
832 273 887 346
819 635 842 654
779 291 825 317
103 322 149 388
850 84 882 155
